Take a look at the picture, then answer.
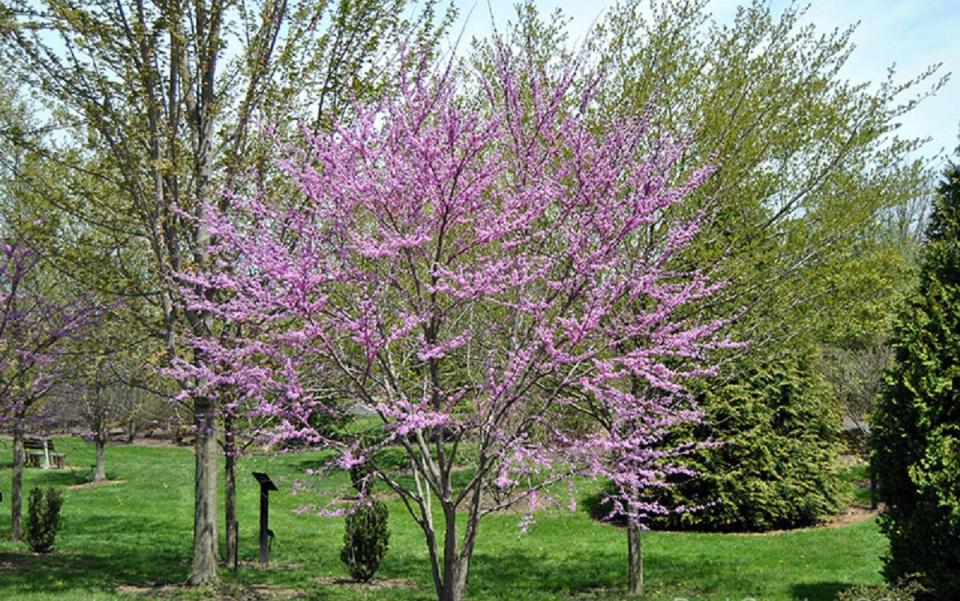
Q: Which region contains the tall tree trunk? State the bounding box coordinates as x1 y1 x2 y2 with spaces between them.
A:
188 397 219 586
224 413 238 568
627 521 643 596
93 436 106 482
10 421 24 541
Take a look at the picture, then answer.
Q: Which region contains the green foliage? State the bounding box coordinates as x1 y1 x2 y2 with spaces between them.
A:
340 500 389 582
577 0 933 353
24 487 63 553
871 163 960 599
656 348 845 531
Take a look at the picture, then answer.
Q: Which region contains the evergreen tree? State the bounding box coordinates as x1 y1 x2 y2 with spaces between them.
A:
872 161 960 598
672 347 845 532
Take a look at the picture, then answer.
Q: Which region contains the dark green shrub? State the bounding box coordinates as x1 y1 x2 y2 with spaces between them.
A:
871 163 960 600
610 347 845 532
340 500 389 582
25 487 63 553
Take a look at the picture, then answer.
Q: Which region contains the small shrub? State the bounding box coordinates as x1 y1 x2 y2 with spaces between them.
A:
25 487 63 553
340 500 389 582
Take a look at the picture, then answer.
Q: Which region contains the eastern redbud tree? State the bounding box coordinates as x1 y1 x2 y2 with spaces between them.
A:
0 238 97 540
180 47 728 601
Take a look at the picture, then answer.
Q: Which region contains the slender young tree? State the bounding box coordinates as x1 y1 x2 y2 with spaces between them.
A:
178 47 728 601
57 351 132 483
79 360 114 482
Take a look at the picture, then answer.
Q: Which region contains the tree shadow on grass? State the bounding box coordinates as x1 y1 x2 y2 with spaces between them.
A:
0 550 113 591
376 546 753 600
24 468 90 488
0 516 189 597
791 581 857 601
0 551 345 601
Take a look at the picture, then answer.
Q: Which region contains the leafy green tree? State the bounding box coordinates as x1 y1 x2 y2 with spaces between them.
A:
587 0 937 349
872 160 960 599
587 0 935 533
478 5 936 588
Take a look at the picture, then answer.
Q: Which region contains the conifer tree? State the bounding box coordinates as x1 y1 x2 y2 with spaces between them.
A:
872 159 960 599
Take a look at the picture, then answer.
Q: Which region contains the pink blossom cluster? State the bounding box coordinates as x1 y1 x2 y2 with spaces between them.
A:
0 239 99 422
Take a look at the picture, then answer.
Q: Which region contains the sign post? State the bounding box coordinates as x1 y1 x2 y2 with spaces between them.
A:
252 472 278 567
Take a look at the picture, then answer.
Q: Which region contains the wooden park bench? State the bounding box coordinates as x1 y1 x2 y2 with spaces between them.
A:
23 437 66 469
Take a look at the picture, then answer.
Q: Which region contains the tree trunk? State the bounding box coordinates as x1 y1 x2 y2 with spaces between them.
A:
224 413 237 568
10 422 24 541
187 397 219 586
440 579 466 601
437 504 468 601
627 520 643 596
94 437 106 482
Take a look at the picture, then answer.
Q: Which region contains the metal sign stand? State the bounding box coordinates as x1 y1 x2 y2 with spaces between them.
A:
252 472 278 567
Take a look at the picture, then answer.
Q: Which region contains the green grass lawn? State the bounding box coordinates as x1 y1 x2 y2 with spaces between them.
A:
0 438 885 600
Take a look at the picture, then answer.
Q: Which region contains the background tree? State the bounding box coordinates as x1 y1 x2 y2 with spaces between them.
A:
0 0 451 584
871 158 960 599
821 344 891 507
557 0 939 531
77 359 116 482
51 342 154 483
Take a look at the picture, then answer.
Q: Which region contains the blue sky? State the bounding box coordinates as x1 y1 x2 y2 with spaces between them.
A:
446 0 960 166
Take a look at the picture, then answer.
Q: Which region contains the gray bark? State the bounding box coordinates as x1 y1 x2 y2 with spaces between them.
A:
425 498 479 601
439 505 466 601
187 398 219 585
11 422 24 541
94 437 106 482
224 414 237 568
627 521 643 596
